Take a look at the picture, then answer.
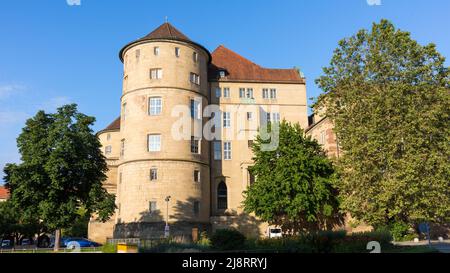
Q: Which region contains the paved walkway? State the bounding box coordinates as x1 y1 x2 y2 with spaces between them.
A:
394 240 450 253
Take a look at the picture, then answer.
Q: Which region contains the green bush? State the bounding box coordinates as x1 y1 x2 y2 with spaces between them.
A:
389 222 411 241
211 229 246 251
101 243 117 253
197 231 211 247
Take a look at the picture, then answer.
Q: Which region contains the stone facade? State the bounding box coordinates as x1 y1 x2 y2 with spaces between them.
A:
88 22 309 242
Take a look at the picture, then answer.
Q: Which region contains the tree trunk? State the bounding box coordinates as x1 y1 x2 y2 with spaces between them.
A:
54 229 61 252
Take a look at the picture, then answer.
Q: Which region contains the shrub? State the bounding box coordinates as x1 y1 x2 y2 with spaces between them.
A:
197 231 211 247
211 229 246 251
101 243 117 253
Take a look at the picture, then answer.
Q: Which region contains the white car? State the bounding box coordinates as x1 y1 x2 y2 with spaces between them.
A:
1 240 11 248
268 228 283 238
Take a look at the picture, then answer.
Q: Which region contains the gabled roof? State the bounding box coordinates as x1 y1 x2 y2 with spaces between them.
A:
119 22 211 63
99 117 120 133
209 45 305 84
0 186 9 200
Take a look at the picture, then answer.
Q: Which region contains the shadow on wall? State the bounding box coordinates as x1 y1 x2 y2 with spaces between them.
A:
113 200 211 240
211 209 264 239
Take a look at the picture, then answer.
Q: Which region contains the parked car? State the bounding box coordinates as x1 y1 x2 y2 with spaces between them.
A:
20 238 33 246
268 228 283 238
50 237 102 248
1 240 12 248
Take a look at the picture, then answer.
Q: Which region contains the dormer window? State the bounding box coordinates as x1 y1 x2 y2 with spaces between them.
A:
219 70 226 78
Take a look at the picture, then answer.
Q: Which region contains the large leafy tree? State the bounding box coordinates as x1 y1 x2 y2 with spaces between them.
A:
4 104 116 250
315 20 450 228
243 121 343 234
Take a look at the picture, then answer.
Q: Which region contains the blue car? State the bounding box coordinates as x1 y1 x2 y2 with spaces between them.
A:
51 237 102 248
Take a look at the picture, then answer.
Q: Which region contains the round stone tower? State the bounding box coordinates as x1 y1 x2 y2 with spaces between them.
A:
114 23 211 239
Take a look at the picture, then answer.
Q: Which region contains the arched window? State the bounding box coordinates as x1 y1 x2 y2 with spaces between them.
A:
217 182 228 210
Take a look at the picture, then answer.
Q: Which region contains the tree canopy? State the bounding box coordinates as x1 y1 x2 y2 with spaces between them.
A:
315 19 450 228
243 121 343 233
3 104 116 235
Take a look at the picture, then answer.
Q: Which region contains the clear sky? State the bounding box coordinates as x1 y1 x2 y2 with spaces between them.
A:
1 0 449 184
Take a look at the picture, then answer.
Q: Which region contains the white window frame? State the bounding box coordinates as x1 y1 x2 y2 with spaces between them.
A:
247 112 253 121
194 170 200 183
223 87 230 98
224 142 232 160
272 113 281 123
149 97 162 116
148 134 161 152
190 99 201 120
105 145 112 155
150 168 158 181
213 141 222 160
175 47 181 57
154 47 160 56
263 88 269 99
150 68 163 79
270 88 277 99
190 73 200 85
191 136 200 154
223 112 231 128
239 88 245 98
246 88 254 99
193 51 198 63
149 201 157 213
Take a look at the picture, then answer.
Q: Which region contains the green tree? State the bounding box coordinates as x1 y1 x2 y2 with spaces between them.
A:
4 104 116 250
315 19 450 229
243 121 343 234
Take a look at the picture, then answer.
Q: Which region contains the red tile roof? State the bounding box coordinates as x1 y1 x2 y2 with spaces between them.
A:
100 117 120 133
0 186 9 200
209 45 305 84
143 22 191 41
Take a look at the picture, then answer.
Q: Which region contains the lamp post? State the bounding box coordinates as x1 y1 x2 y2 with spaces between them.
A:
164 196 171 238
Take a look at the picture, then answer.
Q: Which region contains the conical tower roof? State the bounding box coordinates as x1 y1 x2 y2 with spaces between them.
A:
119 22 210 62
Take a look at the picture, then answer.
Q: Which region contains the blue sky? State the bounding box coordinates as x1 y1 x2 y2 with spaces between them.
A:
1 0 449 184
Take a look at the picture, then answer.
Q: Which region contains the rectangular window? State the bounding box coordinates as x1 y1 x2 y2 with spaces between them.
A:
193 52 198 63
223 112 231 128
246 88 254 99
320 131 326 145
190 99 201 119
272 113 281 123
120 139 125 157
105 145 112 155
122 103 127 121
149 201 157 213
190 73 200 85
154 47 160 56
262 88 269 99
193 201 200 216
175 47 180 57
248 140 254 149
270 89 277 99
136 49 140 61
107 133 111 141
224 142 232 160
223 87 230 98
247 112 253 121
148 134 161 152
150 68 163 79
213 141 222 160
149 97 162 116
150 168 158 181
239 88 245 98
194 170 200 183
191 136 200 154
215 87 221 98
266 113 271 123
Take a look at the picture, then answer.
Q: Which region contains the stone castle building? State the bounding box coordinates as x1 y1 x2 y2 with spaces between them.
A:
88 22 312 242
